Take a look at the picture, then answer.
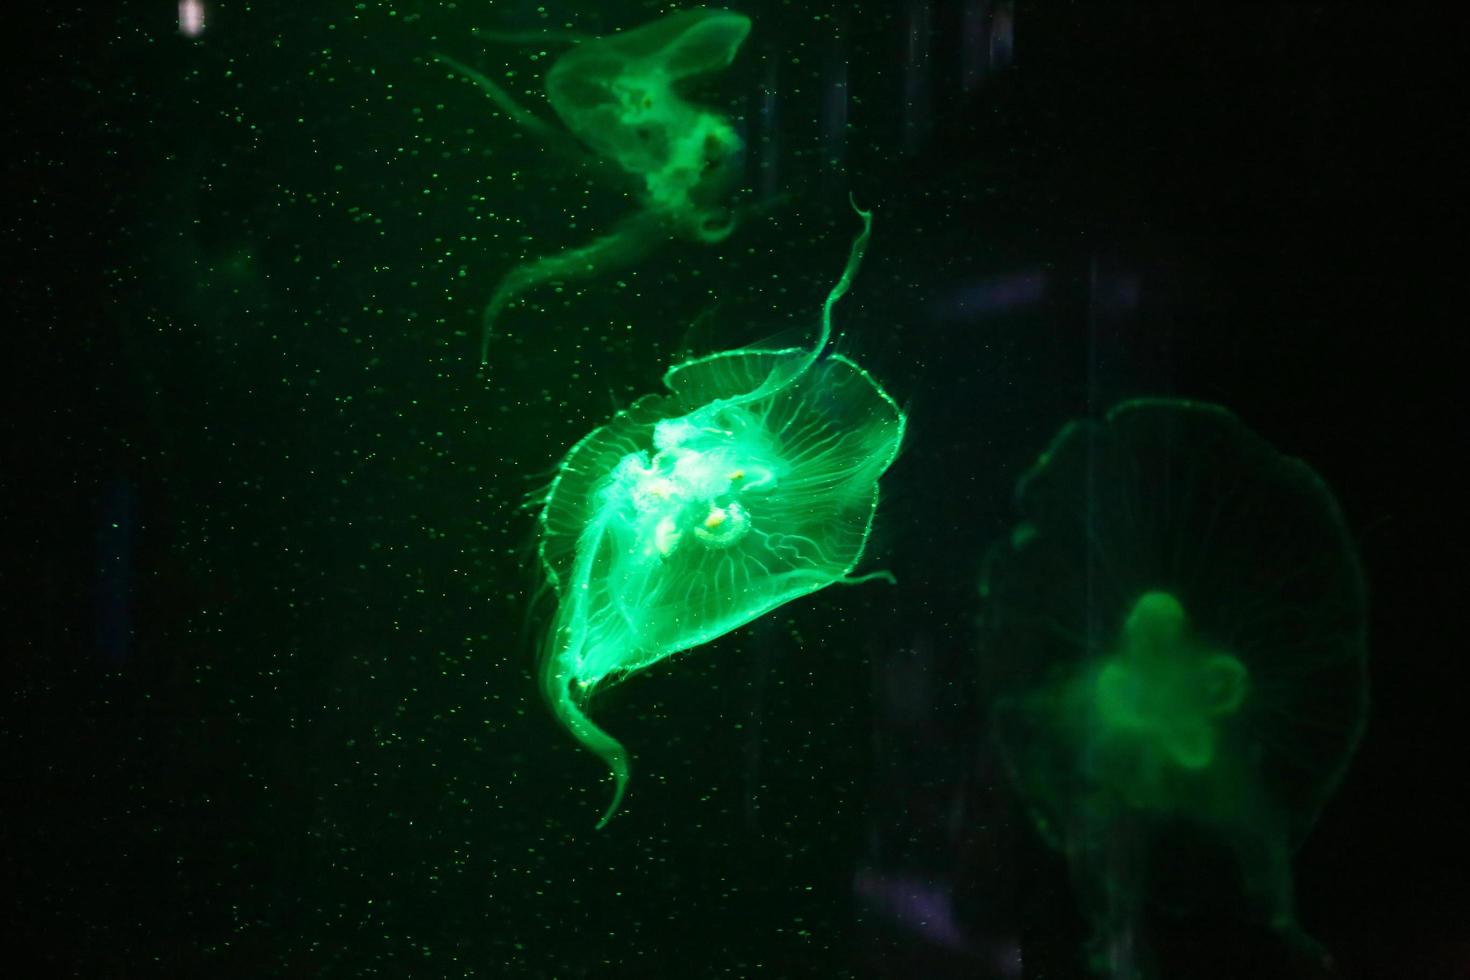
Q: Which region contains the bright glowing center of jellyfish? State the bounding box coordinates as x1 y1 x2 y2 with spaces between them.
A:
1095 591 1249 771
611 404 785 559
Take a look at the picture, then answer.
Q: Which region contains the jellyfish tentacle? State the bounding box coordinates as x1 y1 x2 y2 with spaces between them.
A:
820 198 874 347
433 53 569 146
836 570 896 587
722 200 873 408
480 212 668 366
469 28 590 45
788 198 872 385
541 656 631 829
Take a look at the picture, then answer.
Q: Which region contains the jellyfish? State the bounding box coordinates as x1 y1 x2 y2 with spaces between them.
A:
436 9 753 364
536 203 904 828
977 399 1367 979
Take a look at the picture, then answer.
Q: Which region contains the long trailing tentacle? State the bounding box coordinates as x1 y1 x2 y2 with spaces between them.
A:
817 195 874 356
541 653 630 829
722 197 873 409
433 53 567 144
479 212 669 366
469 28 590 45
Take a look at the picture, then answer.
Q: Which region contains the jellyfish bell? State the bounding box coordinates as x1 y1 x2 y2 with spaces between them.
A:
543 9 751 232
536 203 904 828
979 398 1367 977
546 9 750 160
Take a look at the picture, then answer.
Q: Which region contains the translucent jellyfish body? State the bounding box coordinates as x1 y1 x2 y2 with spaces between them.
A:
436 9 752 363
544 8 751 240
978 399 1368 978
537 206 904 828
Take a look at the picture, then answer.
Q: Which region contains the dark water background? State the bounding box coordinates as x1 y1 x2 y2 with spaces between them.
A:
4 1 1462 977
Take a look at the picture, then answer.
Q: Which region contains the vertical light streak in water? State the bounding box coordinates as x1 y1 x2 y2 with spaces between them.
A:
960 1 1016 95
821 41 850 186
758 58 782 201
960 0 990 94
903 0 933 155
1086 253 1146 415
1087 256 1105 420
95 477 135 664
991 2 1016 69
930 270 1049 323
179 0 206 37
731 88 752 204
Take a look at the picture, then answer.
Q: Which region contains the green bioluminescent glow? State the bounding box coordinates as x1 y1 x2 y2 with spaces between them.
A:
537 203 904 828
1094 591 1249 778
978 398 1368 979
436 9 752 365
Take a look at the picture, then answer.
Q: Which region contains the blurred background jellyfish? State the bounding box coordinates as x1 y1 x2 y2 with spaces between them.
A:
977 398 1368 979
436 9 752 364
537 205 904 828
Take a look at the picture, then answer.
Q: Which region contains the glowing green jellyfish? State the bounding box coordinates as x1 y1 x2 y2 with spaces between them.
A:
537 204 904 828
978 399 1367 979
436 9 752 364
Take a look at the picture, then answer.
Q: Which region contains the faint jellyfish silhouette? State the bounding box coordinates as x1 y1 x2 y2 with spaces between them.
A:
978 398 1368 979
436 9 752 364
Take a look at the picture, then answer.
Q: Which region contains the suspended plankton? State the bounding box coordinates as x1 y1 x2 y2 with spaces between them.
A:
978 399 1368 979
536 203 904 828
436 8 752 364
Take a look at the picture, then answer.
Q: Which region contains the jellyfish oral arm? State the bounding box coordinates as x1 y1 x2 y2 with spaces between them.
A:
541 651 630 831
542 509 633 831
1094 591 1249 772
